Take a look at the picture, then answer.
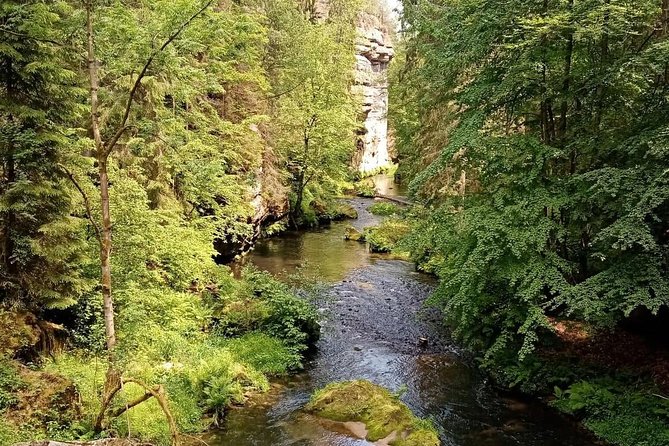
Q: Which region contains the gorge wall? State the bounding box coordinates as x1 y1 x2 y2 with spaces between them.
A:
352 12 395 174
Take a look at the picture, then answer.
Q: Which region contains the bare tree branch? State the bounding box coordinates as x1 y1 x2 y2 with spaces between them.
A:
103 0 215 156
0 27 65 46
57 163 101 241
107 391 154 418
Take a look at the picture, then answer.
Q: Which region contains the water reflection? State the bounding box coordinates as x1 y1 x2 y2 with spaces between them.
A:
241 225 373 282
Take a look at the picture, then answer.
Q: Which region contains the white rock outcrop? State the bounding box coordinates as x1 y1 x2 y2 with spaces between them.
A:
352 13 394 173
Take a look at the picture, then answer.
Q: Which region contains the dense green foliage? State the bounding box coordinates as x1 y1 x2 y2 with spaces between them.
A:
0 0 89 310
0 0 369 443
392 0 669 444
367 202 401 216
554 379 669 446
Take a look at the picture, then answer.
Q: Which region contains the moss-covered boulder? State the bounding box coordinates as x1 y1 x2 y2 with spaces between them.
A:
334 203 359 220
354 180 377 198
363 219 411 253
344 226 365 242
305 380 440 445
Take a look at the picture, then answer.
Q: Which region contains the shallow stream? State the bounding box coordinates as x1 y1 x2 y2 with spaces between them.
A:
211 176 598 446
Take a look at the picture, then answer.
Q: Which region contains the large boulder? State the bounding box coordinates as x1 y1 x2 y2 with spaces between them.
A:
306 380 440 445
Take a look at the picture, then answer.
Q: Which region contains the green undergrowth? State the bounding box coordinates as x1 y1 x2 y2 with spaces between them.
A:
306 380 439 445
0 268 319 445
552 378 669 446
363 219 412 254
45 332 298 443
0 420 19 446
466 343 669 446
367 202 402 216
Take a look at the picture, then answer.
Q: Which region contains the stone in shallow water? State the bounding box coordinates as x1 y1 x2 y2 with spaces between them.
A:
344 225 364 242
305 380 440 445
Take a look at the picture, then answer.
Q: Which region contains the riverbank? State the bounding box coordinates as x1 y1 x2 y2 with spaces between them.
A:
392 205 669 446
0 178 615 446
0 269 319 445
203 188 600 446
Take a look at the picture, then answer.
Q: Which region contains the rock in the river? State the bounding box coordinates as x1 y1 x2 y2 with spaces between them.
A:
306 380 439 445
344 225 365 242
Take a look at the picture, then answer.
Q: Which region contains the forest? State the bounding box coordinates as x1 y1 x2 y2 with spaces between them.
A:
1 0 668 446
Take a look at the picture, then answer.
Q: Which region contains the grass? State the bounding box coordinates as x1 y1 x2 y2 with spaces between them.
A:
367 202 402 216
0 268 319 445
306 380 439 445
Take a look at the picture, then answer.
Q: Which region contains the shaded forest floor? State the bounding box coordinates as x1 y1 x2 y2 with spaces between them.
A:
549 319 669 393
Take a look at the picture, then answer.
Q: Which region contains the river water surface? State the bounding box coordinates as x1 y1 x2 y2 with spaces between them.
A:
211 176 598 446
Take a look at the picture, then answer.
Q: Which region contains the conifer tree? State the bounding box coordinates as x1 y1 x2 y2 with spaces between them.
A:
0 0 88 310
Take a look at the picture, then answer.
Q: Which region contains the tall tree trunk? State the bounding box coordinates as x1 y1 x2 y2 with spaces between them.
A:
539 0 552 145
98 160 115 353
86 0 116 357
559 0 574 144
83 2 212 438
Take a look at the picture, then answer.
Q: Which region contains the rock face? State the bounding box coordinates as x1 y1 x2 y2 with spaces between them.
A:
352 13 394 174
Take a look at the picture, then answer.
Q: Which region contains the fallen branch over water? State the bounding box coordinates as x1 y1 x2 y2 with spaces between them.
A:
373 194 412 206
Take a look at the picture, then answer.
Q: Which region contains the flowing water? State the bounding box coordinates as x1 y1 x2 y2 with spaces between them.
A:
210 176 598 446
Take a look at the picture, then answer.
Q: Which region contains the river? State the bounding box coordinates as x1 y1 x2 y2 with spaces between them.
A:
209 176 598 446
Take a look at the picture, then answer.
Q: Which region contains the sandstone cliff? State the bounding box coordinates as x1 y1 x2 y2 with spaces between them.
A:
352 12 395 174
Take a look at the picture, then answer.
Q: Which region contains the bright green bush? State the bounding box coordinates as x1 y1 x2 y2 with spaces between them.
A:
227 333 301 376
367 202 401 216
215 269 320 351
553 379 669 446
363 219 412 253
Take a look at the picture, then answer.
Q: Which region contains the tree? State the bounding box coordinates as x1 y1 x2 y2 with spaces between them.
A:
394 0 669 364
76 0 214 439
263 0 358 225
0 0 89 311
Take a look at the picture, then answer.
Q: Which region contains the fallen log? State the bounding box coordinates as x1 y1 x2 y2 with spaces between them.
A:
373 194 412 206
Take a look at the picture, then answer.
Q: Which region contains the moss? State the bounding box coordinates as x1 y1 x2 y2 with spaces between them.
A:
302 200 358 226
344 225 364 242
364 219 411 253
0 310 40 358
306 380 439 445
332 203 359 220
